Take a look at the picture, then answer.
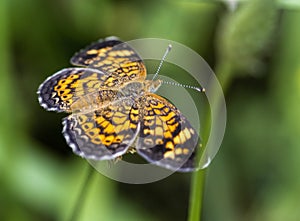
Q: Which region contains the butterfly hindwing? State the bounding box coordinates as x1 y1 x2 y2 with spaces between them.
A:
62 99 140 160
136 94 200 172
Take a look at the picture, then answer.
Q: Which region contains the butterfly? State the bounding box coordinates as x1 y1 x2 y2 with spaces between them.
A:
37 36 202 172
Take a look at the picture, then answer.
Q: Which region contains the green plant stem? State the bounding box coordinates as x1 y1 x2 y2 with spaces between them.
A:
188 168 206 221
187 61 233 221
67 164 95 221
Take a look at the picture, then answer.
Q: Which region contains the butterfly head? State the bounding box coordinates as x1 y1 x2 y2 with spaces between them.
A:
145 79 162 93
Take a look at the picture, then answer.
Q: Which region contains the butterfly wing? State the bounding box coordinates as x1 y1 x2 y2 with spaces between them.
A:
136 94 201 172
37 68 119 112
70 36 146 85
38 37 147 112
62 99 140 160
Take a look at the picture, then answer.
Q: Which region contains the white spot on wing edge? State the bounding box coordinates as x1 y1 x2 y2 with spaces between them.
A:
104 36 120 41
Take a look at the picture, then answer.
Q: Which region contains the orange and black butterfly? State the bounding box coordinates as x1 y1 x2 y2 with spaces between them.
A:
37 37 202 172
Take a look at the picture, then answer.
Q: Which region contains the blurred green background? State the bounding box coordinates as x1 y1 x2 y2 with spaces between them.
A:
1 0 300 220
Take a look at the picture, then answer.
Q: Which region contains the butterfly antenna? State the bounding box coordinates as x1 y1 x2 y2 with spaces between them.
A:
152 44 172 80
162 80 205 92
